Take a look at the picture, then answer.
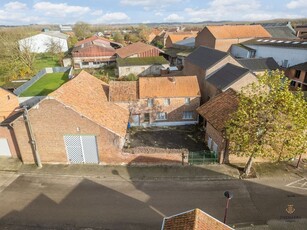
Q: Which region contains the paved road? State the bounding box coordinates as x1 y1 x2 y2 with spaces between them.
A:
0 172 306 230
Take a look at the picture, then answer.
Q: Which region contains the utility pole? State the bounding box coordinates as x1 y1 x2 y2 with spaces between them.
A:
23 106 42 168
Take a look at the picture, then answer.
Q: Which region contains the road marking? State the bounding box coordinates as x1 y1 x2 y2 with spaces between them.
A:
286 178 307 190
149 205 166 217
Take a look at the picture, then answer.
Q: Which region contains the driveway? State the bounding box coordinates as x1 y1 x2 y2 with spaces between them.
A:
127 125 206 151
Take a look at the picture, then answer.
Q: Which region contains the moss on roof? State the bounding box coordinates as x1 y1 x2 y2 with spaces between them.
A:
117 56 169 67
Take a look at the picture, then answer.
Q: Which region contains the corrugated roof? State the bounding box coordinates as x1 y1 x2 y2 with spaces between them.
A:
117 56 169 67
237 57 280 71
162 208 234 230
186 46 228 69
289 61 307 71
75 36 122 47
242 38 307 49
197 89 239 133
139 75 200 98
265 27 297 39
49 71 129 137
206 63 250 90
109 81 139 102
206 25 271 39
42 31 69 39
116 42 162 58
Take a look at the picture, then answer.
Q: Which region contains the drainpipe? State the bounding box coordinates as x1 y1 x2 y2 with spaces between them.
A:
23 106 42 168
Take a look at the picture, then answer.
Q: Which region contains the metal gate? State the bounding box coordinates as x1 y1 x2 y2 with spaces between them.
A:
188 150 218 164
0 138 11 157
64 135 99 164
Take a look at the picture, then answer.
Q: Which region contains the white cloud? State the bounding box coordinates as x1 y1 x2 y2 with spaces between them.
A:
155 12 163 16
96 12 130 23
121 0 181 6
4 1 27 10
164 13 184 22
33 2 90 17
91 10 103 16
287 0 307 9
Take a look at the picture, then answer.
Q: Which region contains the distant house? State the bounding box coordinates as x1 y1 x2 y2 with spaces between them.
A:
19 31 69 53
205 63 257 101
295 25 307 39
0 87 19 123
59 24 73 33
162 208 234 230
235 38 307 67
237 57 280 75
184 46 243 101
117 56 169 77
262 22 297 39
116 41 163 59
109 75 201 127
4 71 129 164
165 32 198 48
148 28 163 43
195 25 271 52
72 36 123 69
197 89 239 163
286 62 307 91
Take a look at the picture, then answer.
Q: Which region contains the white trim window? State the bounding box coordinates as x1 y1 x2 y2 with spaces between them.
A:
156 112 167 121
183 111 193 120
147 98 154 107
185 97 191 105
164 98 170 106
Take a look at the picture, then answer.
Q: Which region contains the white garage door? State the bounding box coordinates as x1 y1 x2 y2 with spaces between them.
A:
64 135 99 164
0 138 11 157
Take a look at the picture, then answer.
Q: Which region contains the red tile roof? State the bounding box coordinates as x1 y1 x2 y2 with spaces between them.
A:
206 25 271 39
167 32 198 44
49 71 129 137
116 41 162 58
109 81 139 102
72 45 116 58
75 35 122 47
197 89 239 133
162 208 234 230
139 75 200 98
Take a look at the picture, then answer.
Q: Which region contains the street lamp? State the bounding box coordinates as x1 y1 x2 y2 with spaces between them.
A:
223 191 233 224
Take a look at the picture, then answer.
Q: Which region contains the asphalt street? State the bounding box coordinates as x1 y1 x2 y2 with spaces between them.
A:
0 170 306 230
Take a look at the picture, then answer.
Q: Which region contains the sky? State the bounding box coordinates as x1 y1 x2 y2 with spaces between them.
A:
0 0 306 25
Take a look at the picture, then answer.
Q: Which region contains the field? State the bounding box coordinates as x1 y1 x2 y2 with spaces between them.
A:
20 72 69 97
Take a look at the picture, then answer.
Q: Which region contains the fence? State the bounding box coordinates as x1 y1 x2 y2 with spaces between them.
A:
188 150 218 165
13 67 71 96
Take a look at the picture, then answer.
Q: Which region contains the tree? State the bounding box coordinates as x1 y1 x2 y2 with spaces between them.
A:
138 25 151 43
124 33 140 43
73 21 91 40
226 70 307 176
113 32 125 44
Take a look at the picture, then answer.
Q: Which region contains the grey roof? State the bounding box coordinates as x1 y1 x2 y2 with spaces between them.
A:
265 27 297 39
237 57 280 71
289 62 307 71
243 38 307 49
206 63 250 90
0 111 23 126
174 37 195 47
42 31 69 40
186 46 228 69
232 43 256 51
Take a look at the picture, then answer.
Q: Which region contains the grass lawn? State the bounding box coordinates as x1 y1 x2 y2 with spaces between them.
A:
34 53 60 72
20 72 69 97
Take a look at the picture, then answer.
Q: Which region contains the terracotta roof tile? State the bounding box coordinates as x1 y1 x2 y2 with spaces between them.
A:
162 208 234 230
206 25 271 39
197 89 239 133
116 41 162 58
109 81 139 102
168 32 198 44
75 35 122 47
139 75 200 98
49 71 129 137
72 45 116 58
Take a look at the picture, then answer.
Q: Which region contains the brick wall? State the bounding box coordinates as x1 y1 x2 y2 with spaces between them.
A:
215 38 253 52
12 99 124 164
117 97 200 125
226 72 258 92
195 28 216 48
0 89 19 122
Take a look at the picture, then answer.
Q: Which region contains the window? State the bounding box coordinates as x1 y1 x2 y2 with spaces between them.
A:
147 98 153 107
185 98 190 105
156 112 167 121
164 98 170 106
82 61 89 66
282 60 288 67
144 113 150 122
298 83 302 88
290 81 296 87
295 70 301 79
183 111 193 119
